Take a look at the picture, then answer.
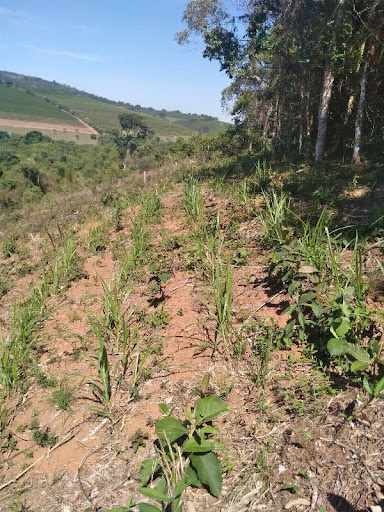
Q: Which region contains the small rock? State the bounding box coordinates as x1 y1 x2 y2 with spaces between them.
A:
370 506 382 512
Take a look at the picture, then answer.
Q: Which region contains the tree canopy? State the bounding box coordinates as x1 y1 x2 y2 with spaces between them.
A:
177 0 384 162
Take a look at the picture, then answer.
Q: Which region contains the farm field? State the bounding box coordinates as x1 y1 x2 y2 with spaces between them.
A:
34 90 197 139
0 85 82 126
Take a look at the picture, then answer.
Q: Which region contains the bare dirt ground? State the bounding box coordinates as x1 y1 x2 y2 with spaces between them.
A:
0 180 383 512
0 117 98 134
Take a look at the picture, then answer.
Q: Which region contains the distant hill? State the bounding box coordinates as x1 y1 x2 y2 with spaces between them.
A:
0 71 229 138
0 84 81 126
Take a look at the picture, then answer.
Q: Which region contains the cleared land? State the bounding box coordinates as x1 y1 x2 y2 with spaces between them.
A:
0 123 97 144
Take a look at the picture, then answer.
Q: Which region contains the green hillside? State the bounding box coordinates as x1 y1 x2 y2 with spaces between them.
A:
35 90 197 138
0 85 81 126
0 71 229 135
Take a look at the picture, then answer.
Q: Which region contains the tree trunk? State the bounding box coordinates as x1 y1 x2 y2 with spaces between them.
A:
314 0 346 162
314 61 334 161
271 96 280 156
352 43 374 165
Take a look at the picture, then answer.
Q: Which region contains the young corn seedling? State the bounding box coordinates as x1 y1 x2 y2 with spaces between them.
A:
86 317 112 414
140 189 162 223
183 176 203 222
260 190 291 246
212 255 233 351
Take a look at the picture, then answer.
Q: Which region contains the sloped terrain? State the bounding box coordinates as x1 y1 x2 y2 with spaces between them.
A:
0 160 383 512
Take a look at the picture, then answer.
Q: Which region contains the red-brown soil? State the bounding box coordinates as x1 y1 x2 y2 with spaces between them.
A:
0 181 383 512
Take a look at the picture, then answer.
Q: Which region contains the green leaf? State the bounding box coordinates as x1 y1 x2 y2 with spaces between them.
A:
350 360 369 372
335 318 350 337
173 476 190 498
299 290 316 304
327 338 347 356
363 376 373 395
341 300 351 317
288 281 300 296
198 425 220 436
155 476 168 496
138 487 171 503
282 483 300 493
182 436 214 453
374 376 384 396
297 309 305 330
138 504 162 512
194 395 228 425
284 319 295 337
140 457 160 486
158 403 169 414
190 452 222 498
159 272 173 283
345 342 372 363
308 303 326 317
155 417 188 444
185 465 202 488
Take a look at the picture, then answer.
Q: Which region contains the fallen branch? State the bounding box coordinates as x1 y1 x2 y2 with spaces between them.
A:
0 430 76 492
252 290 285 314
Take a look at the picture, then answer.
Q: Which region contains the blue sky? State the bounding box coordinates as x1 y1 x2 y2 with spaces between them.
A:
0 1 232 120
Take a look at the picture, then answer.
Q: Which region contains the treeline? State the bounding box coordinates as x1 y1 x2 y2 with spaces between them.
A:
177 0 384 162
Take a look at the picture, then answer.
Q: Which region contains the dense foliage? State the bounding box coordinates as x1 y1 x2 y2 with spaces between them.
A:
177 0 384 162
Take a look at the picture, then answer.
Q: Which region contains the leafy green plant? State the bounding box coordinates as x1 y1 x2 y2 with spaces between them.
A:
138 395 228 511
0 276 10 297
0 286 47 395
146 309 170 327
363 376 384 398
28 414 57 447
253 158 271 190
248 321 281 386
130 219 150 266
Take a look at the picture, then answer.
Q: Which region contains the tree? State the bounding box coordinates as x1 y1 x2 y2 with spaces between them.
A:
118 112 148 139
178 0 384 162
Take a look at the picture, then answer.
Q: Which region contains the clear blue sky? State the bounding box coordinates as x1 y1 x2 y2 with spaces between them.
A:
0 1 232 120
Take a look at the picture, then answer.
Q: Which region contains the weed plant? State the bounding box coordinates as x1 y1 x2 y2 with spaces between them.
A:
49 378 75 411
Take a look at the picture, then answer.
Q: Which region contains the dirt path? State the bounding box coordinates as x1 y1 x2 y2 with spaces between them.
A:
0 117 98 134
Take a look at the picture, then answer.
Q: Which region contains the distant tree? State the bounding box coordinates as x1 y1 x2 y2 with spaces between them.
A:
118 112 148 139
18 164 46 192
24 131 47 144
